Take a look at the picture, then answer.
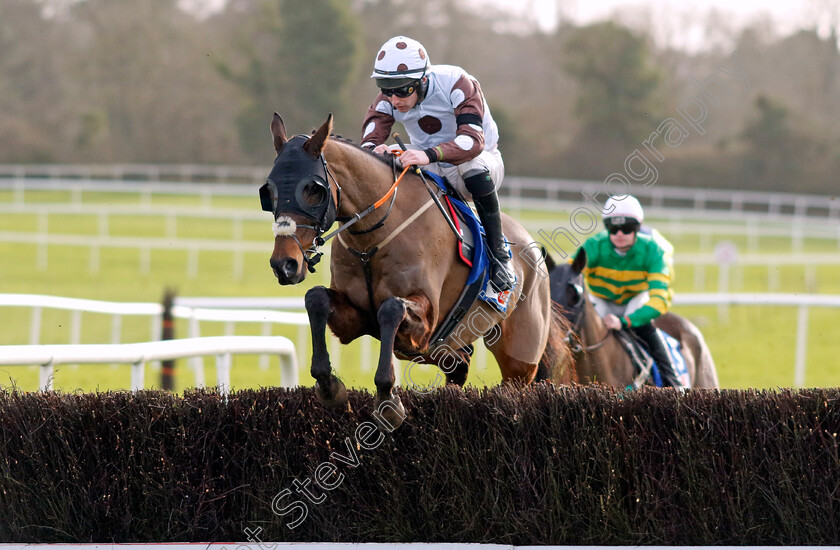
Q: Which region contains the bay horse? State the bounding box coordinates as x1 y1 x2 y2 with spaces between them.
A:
545 250 720 389
262 113 574 427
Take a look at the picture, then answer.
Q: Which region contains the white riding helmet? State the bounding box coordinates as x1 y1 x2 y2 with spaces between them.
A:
371 36 430 85
603 195 644 224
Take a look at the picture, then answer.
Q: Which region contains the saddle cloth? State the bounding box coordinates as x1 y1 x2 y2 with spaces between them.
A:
616 329 691 390
423 170 516 314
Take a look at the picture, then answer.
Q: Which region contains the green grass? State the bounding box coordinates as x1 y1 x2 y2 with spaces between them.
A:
2 192 839 391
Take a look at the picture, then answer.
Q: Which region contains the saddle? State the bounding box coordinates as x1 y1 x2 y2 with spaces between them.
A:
614 329 690 390
421 170 517 351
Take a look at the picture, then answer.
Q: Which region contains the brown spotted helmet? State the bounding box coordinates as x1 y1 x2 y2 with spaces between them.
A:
371 36 430 90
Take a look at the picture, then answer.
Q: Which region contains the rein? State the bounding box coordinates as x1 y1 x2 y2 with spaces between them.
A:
316 163 411 245
298 161 412 273
563 286 614 354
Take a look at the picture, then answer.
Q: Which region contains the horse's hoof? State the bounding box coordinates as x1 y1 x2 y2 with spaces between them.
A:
315 376 348 411
373 392 406 431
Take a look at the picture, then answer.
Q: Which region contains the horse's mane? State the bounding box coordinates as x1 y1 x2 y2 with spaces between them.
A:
323 132 394 169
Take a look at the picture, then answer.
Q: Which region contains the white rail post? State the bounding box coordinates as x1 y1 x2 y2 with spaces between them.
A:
150 315 161 342
260 322 271 370
216 353 232 395
297 324 308 370
131 360 145 391
29 306 42 345
40 361 54 392
794 304 809 388
280 350 298 388
188 315 205 387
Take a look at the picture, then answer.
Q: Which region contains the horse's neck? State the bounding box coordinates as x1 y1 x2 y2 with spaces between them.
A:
324 140 432 242
580 296 608 348
577 294 632 385
324 141 396 213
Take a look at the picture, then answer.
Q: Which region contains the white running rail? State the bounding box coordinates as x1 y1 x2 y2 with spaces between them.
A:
2 293 839 388
0 335 297 395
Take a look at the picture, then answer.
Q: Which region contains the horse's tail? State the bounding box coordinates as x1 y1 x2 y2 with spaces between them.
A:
535 302 577 384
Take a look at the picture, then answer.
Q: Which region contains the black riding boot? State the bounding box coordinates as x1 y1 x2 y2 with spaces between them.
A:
632 322 683 388
463 170 515 292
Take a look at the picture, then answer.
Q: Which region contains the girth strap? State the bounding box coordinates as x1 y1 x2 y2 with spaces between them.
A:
344 246 380 315
426 268 486 351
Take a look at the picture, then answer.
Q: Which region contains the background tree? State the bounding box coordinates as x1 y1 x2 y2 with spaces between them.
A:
66 0 240 162
0 0 837 193
558 22 663 176
216 0 361 159
738 94 815 189
0 0 68 162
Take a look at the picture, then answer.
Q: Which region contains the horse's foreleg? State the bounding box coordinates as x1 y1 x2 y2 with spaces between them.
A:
305 286 348 410
373 297 408 430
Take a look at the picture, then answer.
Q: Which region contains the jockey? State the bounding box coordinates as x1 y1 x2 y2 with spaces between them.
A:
573 195 684 388
360 35 515 292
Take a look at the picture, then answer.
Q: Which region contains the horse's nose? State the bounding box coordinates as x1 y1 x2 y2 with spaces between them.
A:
270 257 299 282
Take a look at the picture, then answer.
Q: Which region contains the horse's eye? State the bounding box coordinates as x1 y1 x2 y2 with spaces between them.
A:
567 283 583 305
299 179 327 207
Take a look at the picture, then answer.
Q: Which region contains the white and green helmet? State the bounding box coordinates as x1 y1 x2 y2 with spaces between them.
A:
371 36 430 88
603 195 644 224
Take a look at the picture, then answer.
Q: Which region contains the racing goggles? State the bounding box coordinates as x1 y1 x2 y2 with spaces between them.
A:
605 219 640 235
380 82 418 98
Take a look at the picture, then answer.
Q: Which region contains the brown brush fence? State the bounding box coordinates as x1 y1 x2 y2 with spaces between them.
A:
1 385 839 544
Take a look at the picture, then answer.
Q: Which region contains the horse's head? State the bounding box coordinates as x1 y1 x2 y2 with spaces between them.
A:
546 249 587 324
260 113 338 285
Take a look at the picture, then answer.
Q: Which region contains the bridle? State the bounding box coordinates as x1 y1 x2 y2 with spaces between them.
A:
260 135 340 272
562 271 614 354
260 135 408 274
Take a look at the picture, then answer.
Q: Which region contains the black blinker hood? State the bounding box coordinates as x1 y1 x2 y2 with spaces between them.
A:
259 135 337 232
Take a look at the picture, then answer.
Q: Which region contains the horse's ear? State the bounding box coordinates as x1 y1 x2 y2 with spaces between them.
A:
541 245 556 271
271 112 287 153
303 113 333 158
571 248 587 275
